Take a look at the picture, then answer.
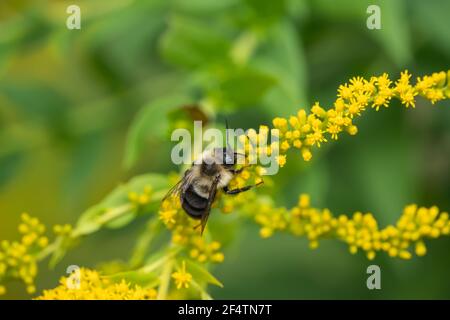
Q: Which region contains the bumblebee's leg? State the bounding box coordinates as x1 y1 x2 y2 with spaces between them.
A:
229 163 253 174
223 180 263 195
229 167 244 174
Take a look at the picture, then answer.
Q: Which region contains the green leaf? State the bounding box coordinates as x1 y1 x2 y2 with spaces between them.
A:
105 211 137 229
311 0 412 66
104 269 159 287
185 260 223 288
72 205 104 236
159 15 231 70
50 174 169 268
124 94 192 168
191 279 213 300
311 0 367 18
369 0 412 66
256 20 308 117
49 248 67 269
48 236 80 269
129 218 161 268
141 249 181 273
73 203 131 236
245 0 286 17
212 66 277 109
244 0 287 26
143 251 169 270
74 174 169 236
172 0 239 15
81 0 167 79
103 174 169 207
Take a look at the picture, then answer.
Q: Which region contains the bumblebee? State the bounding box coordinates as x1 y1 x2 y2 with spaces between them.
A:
163 127 262 234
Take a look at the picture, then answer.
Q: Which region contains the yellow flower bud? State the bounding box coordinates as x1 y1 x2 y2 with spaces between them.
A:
301 148 312 161
260 227 273 239
415 241 427 256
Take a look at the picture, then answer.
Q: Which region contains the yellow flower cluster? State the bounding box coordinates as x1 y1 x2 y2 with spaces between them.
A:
0 213 50 295
36 268 157 300
171 261 192 289
159 196 225 265
189 238 224 263
233 126 285 172
53 224 72 236
252 194 450 260
271 70 449 163
159 197 182 228
128 185 152 207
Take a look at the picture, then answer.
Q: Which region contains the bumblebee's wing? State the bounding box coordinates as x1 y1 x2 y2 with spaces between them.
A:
199 175 220 235
162 180 183 201
162 168 193 201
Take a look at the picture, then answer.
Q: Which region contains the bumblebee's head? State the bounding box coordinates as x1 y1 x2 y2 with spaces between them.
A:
198 148 230 176
197 121 244 171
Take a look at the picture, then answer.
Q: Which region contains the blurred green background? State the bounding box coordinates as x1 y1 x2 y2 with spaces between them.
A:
1 0 449 299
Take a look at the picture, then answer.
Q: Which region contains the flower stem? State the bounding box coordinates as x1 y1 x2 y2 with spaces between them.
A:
157 259 174 300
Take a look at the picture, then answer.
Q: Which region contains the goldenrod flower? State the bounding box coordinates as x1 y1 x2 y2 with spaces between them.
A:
158 197 181 228
128 185 152 207
189 238 225 263
171 261 192 289
36 268 157 300
267 70 448 165
275 155 287 167
248 193 450 260
159 208 177 225
53 224 72 236
0 213 50 295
